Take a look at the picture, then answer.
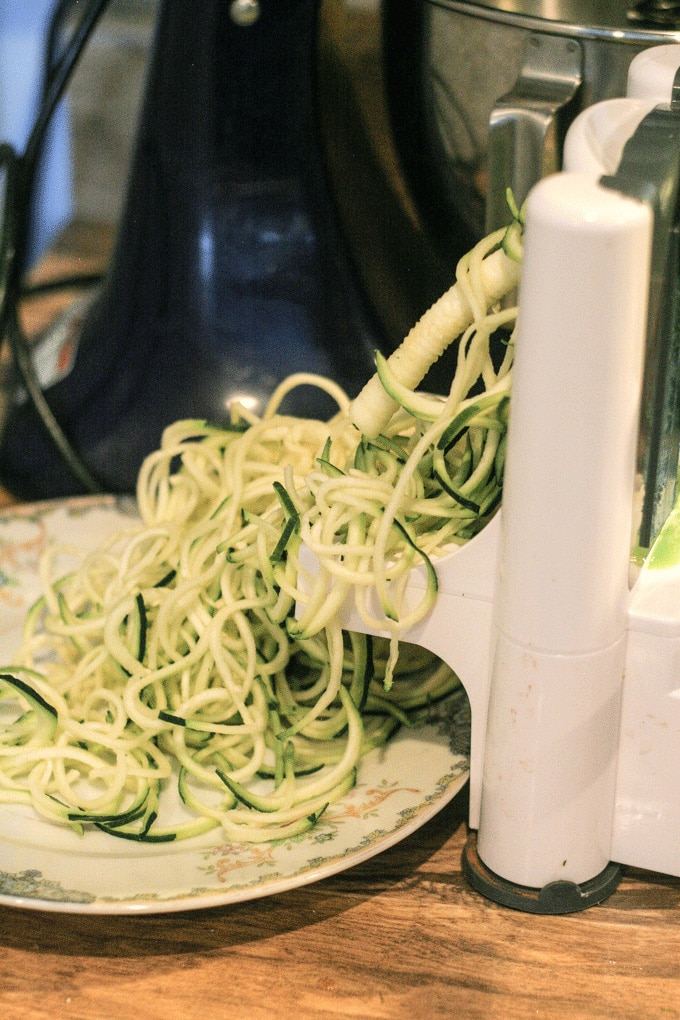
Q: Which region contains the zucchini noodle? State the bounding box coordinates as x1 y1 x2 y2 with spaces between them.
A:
0 222 520 843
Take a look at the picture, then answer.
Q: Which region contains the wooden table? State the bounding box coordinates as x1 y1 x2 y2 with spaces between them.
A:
2 226 680 1019
2 790 680 1020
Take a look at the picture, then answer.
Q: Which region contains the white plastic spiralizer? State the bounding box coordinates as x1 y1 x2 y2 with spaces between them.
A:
299 44 680 913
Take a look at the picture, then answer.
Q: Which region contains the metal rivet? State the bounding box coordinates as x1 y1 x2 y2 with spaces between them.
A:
230 0 260 26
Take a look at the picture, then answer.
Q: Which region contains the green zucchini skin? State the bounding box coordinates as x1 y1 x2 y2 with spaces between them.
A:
0 210 517 845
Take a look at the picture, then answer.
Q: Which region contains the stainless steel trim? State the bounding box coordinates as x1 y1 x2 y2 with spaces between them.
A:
485 32 582 231
426 0 680 45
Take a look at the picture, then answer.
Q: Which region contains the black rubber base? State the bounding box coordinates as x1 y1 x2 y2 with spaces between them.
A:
462 832 622 914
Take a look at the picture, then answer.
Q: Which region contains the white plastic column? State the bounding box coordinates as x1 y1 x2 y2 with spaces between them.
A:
476 173 651 889
627 43 680 101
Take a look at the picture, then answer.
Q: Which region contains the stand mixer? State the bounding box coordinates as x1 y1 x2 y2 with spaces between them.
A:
5 0 680 498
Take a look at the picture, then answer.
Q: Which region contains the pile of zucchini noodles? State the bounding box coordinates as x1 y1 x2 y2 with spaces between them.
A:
0 219 521 843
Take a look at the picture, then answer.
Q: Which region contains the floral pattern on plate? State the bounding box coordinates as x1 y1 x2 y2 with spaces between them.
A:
0 496 470 914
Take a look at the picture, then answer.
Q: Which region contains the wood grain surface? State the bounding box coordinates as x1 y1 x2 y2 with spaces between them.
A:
2 790 680 1020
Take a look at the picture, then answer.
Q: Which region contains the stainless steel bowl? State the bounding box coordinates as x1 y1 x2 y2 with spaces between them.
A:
411 0 680 242
317 1 680 393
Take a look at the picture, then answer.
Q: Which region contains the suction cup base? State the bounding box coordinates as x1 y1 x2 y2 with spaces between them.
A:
462 831 622 914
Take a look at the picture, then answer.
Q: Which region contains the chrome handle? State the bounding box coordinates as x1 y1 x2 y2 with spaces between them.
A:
485 33 582 232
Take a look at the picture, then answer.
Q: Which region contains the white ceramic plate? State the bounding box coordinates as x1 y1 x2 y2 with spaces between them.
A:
0 496 470 914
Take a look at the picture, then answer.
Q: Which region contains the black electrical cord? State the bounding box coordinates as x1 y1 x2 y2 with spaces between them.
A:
0 145 92 493
43 0 84 99
21 272 103 299
0 0 114 496
0 143 19 310
14 0 113 272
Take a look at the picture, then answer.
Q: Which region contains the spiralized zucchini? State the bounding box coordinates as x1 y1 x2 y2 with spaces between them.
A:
0 220 520 843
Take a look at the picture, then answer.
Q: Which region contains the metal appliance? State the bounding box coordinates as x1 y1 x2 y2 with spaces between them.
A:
5 0 680 498
0 0 385 497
